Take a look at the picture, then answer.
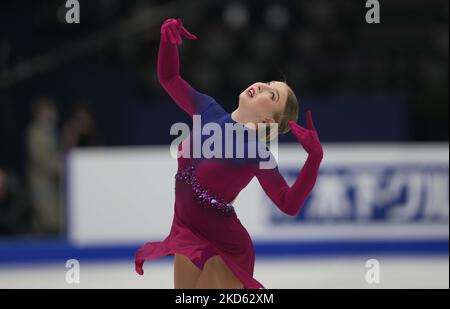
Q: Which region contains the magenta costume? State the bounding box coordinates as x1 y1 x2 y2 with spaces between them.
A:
135 19 323 289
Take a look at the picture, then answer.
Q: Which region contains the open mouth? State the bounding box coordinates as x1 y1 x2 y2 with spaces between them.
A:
247 87 255 98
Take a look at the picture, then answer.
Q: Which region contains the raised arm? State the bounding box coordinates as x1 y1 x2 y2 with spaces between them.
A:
158 18 215 117
254 111 323 216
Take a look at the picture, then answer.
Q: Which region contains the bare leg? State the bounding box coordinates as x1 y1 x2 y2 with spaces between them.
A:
174 254 202 289
195 255 243 289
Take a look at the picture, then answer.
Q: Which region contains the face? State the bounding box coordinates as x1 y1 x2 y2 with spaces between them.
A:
38 103 57 126
75 109 93 132
239 81 288 124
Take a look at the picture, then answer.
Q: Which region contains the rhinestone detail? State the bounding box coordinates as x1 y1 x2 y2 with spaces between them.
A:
175 165 235 214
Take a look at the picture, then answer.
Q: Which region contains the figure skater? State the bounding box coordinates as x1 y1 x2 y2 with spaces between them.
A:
135 18 324 289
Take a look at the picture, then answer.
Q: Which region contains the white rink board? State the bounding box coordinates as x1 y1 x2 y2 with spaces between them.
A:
67 143 449 246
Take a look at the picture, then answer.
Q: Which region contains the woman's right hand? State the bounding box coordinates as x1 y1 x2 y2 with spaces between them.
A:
161 18 197 45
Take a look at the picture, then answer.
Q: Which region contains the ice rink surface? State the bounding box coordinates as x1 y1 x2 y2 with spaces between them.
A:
1 256 448 289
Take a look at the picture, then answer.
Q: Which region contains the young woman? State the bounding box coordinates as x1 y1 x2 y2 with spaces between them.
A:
135 18 324 289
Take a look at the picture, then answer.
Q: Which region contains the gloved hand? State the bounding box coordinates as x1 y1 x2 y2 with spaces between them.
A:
161 18 197 45
288 110 324 159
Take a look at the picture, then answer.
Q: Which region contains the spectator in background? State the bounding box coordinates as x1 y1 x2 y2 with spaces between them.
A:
0 95 19 172
62 100 102 152
0 168 29 235
26 97 62 235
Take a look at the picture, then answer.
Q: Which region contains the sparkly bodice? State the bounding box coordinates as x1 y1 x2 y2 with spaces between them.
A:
175 165 235 215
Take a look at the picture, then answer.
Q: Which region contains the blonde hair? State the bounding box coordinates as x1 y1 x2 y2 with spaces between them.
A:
263 82 299 142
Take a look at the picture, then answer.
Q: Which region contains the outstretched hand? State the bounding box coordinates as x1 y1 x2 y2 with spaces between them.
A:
161 18 197 45
288 110 324 159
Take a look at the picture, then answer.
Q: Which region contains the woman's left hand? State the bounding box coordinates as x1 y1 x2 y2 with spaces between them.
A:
288 110 324 159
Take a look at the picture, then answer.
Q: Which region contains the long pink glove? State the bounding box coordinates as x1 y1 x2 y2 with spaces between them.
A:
288 110 324 159
161 18 197 44
254 110 323 216
157 18 215 117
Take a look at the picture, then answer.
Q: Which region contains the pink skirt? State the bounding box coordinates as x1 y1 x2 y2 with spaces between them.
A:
134 177 264 289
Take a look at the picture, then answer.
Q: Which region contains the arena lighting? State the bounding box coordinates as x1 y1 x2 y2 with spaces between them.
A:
223 1 249 30
264 4 289 31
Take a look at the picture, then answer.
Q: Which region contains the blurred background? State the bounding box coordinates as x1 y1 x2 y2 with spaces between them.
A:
0 0 448 288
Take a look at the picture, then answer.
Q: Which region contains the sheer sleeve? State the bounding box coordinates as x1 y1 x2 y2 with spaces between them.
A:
254 155 322 216
157 32 215 117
